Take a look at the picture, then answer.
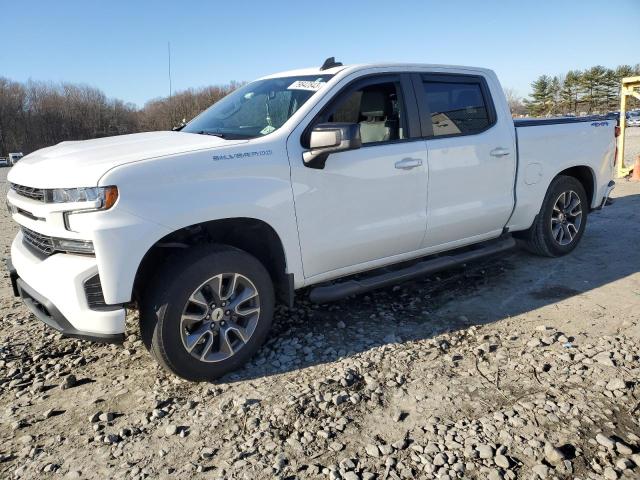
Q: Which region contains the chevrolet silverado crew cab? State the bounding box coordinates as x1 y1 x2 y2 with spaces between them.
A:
6 59 616 380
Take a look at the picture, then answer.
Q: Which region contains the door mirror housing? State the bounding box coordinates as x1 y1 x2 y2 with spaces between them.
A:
303 123 361 169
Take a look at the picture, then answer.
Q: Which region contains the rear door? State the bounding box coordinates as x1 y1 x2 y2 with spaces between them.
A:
413 73 516 247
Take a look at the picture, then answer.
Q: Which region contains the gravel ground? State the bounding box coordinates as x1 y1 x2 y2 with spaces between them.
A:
1 152 639 479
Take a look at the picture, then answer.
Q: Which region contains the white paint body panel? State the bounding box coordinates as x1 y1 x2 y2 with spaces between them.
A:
423 70 517 247
6 63 615 336
290 141 429 277
507 121 616 231
8 131 243 188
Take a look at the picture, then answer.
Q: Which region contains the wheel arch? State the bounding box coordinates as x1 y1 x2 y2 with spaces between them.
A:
132 217 294 308
509 163 596 234
555 165 595 207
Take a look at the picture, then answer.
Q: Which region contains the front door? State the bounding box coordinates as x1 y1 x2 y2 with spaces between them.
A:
288 75 429 279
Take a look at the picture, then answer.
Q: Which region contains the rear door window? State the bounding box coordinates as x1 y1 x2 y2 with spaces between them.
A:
422 80 492 137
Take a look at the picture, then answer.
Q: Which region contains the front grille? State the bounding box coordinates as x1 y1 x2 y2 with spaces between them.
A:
21 227 55 256
11 183 46 202
84 274 108 310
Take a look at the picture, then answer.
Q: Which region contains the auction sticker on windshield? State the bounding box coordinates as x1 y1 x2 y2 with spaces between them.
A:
288 80 326 91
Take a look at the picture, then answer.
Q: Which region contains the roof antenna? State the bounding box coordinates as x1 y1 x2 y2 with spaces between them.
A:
320 57 342 71
168 41 172 100
168 41 174 125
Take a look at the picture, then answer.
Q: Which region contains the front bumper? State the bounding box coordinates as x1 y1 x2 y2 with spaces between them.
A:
8 233 125 343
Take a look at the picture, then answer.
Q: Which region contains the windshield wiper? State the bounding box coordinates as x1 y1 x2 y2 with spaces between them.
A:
196 130 227 138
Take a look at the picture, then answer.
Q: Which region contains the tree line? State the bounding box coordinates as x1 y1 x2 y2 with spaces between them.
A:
2 64 639 156
0 77 240 156
514 64 640 117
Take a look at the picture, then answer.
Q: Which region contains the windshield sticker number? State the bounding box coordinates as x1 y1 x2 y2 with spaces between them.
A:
288 80 325 92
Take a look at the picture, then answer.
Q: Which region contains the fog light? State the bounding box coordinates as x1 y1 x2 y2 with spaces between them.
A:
52 237 95 254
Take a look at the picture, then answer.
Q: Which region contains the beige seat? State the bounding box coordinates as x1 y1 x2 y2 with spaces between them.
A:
359 91 392 143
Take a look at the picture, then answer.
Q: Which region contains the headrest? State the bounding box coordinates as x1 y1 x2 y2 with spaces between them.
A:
360 90 386 118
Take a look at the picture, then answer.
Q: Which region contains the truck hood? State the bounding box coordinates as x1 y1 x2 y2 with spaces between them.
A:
7 131 247 188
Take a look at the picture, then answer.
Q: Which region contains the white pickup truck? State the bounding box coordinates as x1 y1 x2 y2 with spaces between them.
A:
6 60 616 380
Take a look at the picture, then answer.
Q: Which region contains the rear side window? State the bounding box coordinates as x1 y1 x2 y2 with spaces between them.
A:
422 81 491 136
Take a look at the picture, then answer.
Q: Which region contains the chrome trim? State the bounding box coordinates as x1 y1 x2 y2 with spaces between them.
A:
20 226 95 257
10 183 46 202
21 227 55 256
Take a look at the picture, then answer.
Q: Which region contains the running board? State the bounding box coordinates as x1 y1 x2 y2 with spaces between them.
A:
308 236 516 304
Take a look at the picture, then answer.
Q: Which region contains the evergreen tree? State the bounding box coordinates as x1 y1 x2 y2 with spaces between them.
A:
615 64 635 80
525 75 554 116
579 66 608 113
549 76 562 114
560 70 581 114
603 69 619 111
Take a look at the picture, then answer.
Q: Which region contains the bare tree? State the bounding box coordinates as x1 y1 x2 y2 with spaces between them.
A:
0 77 242 155
503 87 526 116
138 82 242 131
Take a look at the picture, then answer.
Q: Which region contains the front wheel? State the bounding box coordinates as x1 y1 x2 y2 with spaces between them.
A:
519 175 588 257
140 245 274 381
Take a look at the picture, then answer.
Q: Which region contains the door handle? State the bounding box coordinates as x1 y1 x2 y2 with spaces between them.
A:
490 147 511 157
395 158 423 170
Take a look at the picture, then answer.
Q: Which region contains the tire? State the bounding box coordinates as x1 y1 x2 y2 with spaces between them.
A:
519 175 588 257
139 245 275 381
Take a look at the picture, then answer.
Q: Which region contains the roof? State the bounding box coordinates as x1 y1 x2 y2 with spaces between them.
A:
258 65 350 79
258 63 493 80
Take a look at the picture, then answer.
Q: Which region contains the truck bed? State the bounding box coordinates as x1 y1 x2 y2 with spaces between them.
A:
506 115 616 232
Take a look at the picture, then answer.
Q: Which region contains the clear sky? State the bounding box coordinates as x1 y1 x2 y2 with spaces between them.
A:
2 0 638 107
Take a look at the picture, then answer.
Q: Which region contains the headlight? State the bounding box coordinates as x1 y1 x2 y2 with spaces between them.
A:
47 186 118 210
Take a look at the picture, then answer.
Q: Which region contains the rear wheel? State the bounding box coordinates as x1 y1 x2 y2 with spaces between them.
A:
519 175 588 257
140 245 274 381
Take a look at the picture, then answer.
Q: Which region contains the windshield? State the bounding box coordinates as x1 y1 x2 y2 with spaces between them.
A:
182 74 333 139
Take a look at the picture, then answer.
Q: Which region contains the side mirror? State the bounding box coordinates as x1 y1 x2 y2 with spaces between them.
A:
303 122 361 169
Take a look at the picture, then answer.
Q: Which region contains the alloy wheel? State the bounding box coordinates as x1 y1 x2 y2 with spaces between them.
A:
180 273 260 362
551 190 582 246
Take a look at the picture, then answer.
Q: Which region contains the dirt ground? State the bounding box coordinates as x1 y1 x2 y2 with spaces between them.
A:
0 139 639 479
